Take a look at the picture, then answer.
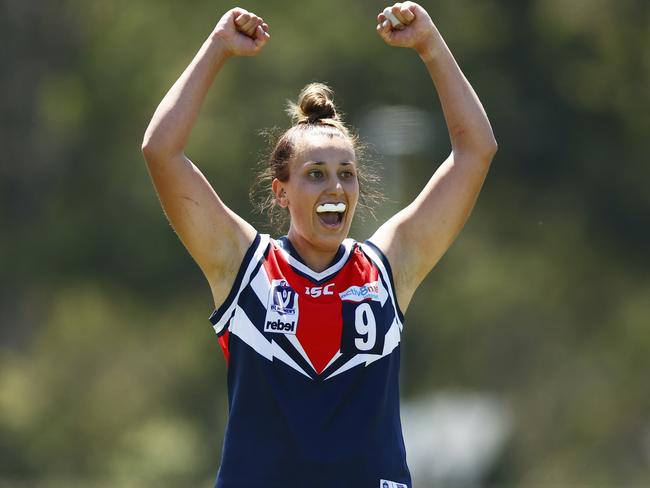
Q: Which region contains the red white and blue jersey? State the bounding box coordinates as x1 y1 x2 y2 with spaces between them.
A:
209 234 411 488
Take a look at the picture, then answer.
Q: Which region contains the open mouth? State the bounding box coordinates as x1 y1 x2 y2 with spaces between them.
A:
316 202 346 229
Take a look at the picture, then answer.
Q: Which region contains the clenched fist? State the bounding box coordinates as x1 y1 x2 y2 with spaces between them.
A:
376 2 437 54
212 8 270 57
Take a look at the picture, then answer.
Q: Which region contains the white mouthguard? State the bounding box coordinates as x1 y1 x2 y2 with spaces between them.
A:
383 7 403 28
316 203 346 213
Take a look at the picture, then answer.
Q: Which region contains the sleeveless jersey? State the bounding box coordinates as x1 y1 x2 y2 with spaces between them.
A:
209 234 411 488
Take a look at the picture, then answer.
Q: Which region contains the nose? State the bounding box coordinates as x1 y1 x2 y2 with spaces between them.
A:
327 177 344 196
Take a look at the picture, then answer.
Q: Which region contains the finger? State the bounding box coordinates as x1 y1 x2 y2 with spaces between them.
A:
254 27 270 49
390 5 408 28
230 7 248 21
384 6 404 30
234 12 251 29
240 17 258 36
234 11 250 23
261 22 269 33
236 13 260 36
398 4 415 25
376 19 392 40
252 15 264 30
255 24 269 42
245 22 259 37
377 12 386 23
393 5 411 26
250 20 264 38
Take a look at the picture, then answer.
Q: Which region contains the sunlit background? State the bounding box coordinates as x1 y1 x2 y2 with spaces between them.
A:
2 0 649 486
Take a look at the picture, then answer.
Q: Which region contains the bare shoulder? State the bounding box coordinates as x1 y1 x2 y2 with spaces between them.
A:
368 210 423 313
206 216 257 310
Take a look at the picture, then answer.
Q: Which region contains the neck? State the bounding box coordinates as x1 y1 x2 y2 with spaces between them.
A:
286 229 342 273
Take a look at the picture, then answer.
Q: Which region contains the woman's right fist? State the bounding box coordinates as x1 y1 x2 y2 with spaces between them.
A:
212 8 270 57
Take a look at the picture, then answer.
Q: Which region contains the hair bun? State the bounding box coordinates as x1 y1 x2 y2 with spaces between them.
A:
288 83 339 124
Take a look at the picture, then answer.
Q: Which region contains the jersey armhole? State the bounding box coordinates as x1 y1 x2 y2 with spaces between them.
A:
208 233 269 336
363 239 405 323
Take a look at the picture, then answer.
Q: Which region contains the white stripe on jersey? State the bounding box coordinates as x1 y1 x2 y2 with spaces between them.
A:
249 263 318 374
325 353 374 380
269 339 313 379
212 234 270 334
230 304 273 360
360 241 404 332
366 318 401 366
276 238 355 282
250 262 272 307
230 303 312 378
286 334 317 373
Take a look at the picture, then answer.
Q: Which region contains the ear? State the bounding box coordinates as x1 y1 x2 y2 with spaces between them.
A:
272 178 288 208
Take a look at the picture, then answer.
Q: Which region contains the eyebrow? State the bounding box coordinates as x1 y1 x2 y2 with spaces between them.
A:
305 161 355 166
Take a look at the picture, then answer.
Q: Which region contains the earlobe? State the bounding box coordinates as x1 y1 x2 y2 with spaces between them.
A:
272 178 288 208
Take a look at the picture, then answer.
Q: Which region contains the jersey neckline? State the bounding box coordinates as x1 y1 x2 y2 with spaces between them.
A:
276 236 355 285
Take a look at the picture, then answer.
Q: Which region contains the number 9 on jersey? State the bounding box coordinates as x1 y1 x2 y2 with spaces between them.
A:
340 301 386 355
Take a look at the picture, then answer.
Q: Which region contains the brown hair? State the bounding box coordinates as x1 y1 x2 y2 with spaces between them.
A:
250 82 382 232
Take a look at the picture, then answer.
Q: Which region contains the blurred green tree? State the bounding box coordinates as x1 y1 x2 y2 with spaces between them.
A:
1 0 648 486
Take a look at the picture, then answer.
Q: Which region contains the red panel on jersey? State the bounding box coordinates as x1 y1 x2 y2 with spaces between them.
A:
219 329 230 365
297 298 342 374
262 243 345 375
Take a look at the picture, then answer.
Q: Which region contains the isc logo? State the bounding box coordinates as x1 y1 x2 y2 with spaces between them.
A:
305 283 334 297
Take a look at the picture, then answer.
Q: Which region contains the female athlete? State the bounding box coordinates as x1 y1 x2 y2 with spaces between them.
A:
142 3 496 487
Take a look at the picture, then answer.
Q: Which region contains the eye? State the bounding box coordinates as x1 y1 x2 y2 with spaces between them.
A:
340 169 355 179
308 169 323 179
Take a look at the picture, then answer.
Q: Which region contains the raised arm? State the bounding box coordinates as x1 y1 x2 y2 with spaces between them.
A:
141 8 269 306
370 2 498 311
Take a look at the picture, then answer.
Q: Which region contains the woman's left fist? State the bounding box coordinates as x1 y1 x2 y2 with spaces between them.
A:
376 2 437 53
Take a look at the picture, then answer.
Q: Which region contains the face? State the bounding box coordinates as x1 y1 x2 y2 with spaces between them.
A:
273 133 359 253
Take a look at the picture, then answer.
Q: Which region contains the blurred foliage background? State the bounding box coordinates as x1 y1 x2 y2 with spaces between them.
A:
1 0 649 486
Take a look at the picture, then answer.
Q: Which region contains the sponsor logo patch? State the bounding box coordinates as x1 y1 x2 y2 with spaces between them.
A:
264 319 296 333
339 281 380 302
264 280 299 335
380 480 408 488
